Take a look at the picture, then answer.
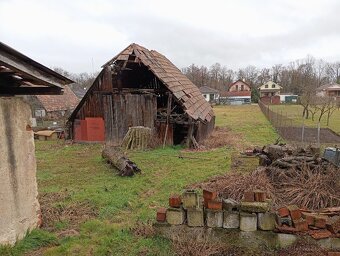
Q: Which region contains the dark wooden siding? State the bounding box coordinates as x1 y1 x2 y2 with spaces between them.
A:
195 116 215 142
104 93 157 146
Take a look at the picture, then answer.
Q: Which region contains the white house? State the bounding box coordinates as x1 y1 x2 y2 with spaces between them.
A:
199 86 220 102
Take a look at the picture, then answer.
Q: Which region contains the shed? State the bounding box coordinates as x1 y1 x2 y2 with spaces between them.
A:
0 41 72 245
199 86 220 102
67 43 215 146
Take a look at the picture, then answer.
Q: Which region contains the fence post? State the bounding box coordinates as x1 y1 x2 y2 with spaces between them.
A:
301 118 305 146
317 122 320 147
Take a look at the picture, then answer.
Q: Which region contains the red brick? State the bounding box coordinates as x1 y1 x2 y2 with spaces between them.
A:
309 229 332 240
287 205 302 220
243 191 255 202
276 224 297 234
169 195 182 208
207 199 222 210
277 207 290 217
302 212 315 226
254 190 266 202
203 189 217 201
293 218 309 232
314 216 327 229
156 208 167 222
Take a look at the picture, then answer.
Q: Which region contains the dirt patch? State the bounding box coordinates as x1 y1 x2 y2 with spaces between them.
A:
39 192 98 232
279 126 340 143
199 127 243 150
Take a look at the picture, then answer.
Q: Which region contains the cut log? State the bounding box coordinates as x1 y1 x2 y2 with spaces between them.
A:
102 145 141 176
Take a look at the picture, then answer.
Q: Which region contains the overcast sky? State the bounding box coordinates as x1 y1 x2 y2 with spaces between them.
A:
1 0 340 73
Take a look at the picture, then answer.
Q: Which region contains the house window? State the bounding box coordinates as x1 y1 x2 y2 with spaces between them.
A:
265 84 268 88
272 84 275 88
34 109 46 117
236 85 239 91
241 84 244 91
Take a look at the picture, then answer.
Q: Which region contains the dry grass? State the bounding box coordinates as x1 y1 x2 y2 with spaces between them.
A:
171 230 226 256
276 238 328 256
39 192 98 231
267 165 340 209
190 164 340 210
200 127 242 149
131 221 156 238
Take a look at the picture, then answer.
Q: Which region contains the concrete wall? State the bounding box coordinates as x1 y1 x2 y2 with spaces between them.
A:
0 97 40 245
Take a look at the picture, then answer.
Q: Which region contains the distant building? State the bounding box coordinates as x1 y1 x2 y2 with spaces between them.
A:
26 85 79 120
199 86 220 102
220 79 251 105
258 81 282 104
280 93 298 103
316 83 340 97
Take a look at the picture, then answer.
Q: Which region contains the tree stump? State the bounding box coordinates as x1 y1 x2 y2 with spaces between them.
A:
102 145 141 176
121 126 152 150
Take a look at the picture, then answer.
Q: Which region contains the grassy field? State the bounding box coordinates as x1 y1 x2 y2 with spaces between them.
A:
270 104 340 134
1 105 278 256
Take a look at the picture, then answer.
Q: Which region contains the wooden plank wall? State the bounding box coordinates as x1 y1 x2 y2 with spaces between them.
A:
105 93 157 146
195 116 215 142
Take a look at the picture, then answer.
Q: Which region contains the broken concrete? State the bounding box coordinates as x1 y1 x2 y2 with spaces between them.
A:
182 190 198 209
223 211 240 229
258 212 276 231
240 201 269 213
0 97 40 245
206 209 223 228
187 208 204 227
166 208 185 225
240 212 257 231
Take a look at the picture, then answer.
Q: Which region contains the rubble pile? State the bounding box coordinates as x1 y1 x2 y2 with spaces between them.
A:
156 189 340 241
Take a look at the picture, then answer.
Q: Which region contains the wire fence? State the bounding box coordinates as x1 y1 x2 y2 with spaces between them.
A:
257 100 339 145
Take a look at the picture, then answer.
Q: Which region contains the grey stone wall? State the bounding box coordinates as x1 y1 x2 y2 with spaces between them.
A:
0 97 40 245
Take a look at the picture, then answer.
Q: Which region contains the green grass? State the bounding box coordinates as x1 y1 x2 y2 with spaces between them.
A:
213 104 278 145
1 104 277 255
270 104 340 134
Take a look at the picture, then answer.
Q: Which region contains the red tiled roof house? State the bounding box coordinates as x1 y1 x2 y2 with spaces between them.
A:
220 79 252 104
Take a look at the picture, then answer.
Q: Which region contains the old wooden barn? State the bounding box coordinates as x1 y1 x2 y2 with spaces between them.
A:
67 43 215 147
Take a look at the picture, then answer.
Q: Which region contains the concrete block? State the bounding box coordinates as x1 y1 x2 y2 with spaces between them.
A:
223 211 240 229
258 212 276 231
187 208 204 227
240 212 257 231
240 201 269 213
166 208 185 225
182 190 198 209
276 215 292 227
222 198 239 212
206 209 223 228
277 233 297 248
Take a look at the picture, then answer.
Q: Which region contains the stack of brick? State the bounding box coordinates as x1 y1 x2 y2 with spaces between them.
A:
275 205 340 240
239 190 276 232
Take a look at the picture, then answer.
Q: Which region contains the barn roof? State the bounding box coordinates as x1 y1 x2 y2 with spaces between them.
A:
0 41 73 95
102 43 214 122
37 85 79 112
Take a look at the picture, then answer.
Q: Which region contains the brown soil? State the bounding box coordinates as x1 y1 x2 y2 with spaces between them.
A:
279 126 340 143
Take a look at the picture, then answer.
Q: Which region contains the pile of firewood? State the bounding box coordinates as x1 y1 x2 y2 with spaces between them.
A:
254 144 330 170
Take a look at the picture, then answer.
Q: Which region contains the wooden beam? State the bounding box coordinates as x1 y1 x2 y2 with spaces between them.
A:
0 51 66 88
0 86 63 95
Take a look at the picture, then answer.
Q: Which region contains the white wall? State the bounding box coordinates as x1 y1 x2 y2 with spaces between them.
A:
0 97 40 245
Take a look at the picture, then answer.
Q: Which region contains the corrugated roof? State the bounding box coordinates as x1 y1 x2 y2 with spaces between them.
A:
103 43 214 122
37 85 79 112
